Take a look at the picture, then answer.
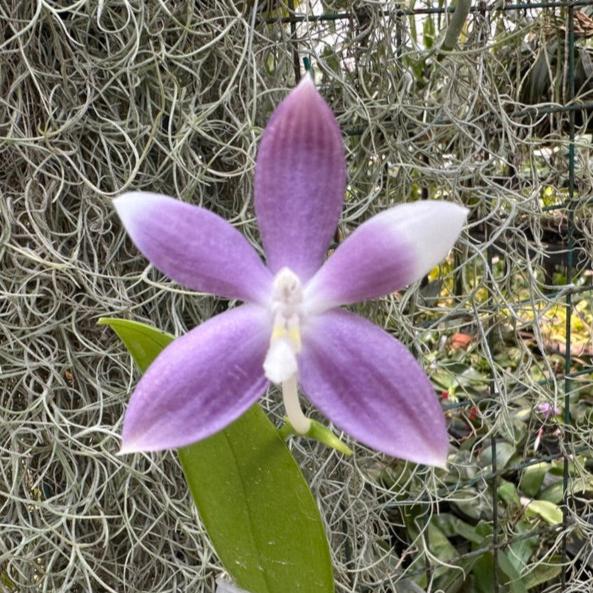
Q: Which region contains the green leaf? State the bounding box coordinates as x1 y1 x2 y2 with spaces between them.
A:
498 551 528 593
524 558 562 589
395 580 427 593
539 481 563 504
498 480 521 508
99 317 174 371
433 513 484 545
478 441 516 470
100 317 334 593
522 499 563 525
475 520 493 539
519 463 550 498
473 552 495 593
507 529 537 577
426 522 474 592
450 488 491 521
427 522 456 564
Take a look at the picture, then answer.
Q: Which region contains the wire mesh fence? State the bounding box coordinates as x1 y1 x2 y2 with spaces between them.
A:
1 1 593 592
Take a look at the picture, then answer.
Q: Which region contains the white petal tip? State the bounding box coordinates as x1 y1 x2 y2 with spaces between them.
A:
116 445 133 456
431 458 449 471
422 446 449 470
381 200 468 281
117 437 147 456
447 203 470 224
112 191 140 211
112 192 144 228
113 191 166 226
396 450 448 469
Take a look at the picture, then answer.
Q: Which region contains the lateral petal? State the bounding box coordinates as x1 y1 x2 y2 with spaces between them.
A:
120 305 271 453
305 201 468 312
254 75 346 281
114 192 273 303
299 310 448 467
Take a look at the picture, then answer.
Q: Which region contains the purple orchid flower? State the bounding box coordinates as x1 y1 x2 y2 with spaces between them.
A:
535 402 560 418
114 75 467 467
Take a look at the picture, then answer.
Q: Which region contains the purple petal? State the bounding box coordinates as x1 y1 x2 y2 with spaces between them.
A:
299 310 448 466
120 305 271 453
114 192 273 303
254 75 346 281
304 201 468 312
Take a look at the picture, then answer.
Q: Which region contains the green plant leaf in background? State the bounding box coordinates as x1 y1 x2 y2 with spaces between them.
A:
524 558 562 589
478 441 516 470
99 317 334 593
498 551 528 593
521 498 563 525
497 479 521 509
519 462 550 498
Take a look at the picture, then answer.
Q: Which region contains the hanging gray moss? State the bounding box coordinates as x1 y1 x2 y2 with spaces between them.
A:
2 2 593 592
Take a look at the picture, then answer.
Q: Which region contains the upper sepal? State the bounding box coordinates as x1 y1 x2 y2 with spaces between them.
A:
255 75 346 281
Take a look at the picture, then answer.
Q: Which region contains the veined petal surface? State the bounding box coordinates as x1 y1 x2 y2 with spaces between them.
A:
304 201 468 312
254 75 346 281
114 192 273 303
120 305 271 453
298 310 448 467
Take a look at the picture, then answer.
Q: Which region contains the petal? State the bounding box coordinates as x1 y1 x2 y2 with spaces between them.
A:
114 192 273 303
254 75 346 281
120 305 271 453
298 310 448 467
304 201 468 312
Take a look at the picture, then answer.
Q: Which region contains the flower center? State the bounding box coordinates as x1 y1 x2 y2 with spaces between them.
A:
263 267 311 434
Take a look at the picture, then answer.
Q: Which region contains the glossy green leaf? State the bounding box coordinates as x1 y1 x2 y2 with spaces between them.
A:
100 317 334 593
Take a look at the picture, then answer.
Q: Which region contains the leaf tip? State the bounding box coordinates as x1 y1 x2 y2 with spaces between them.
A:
97 317 116 328
116 442 138 457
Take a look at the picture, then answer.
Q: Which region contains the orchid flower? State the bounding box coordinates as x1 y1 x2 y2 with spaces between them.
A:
535 402 560 418
114 75 467 467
